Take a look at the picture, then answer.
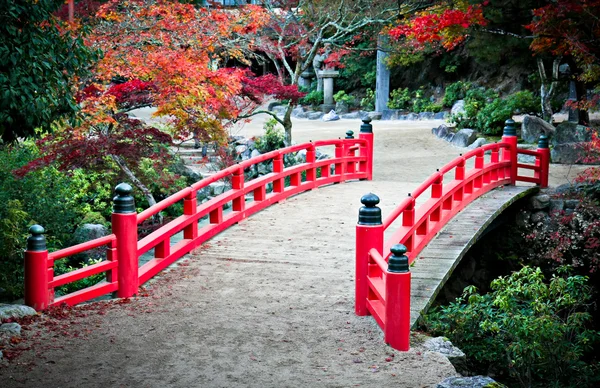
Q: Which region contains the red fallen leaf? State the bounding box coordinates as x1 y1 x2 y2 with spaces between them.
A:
385 357 392 362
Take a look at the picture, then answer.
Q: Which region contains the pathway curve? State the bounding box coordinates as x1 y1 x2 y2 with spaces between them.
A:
1 118 586 387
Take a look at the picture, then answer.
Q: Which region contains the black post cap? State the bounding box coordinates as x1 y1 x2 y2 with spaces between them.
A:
345 130 354 139
503 119 517 136
27 225 46 251
113 183 136 214
360 117 373 133
538 134 549 149
358 193 382 225
388 244 409 273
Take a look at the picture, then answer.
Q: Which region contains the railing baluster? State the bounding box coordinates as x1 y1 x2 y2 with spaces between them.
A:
334 142 344 179
537 135 550 188
502 119 518 185
345 131 356 174
232 167 245 212
209 207 223 224
306 143 316 182
273 152 284 193
490 146 499 182
183 190 198 239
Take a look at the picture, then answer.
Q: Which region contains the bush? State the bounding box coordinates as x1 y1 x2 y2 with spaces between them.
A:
411 88 442 113
333 90 355 105
299 90 323 107
443 81 471 107
360 88 375 111
254 119 286 153
54 258 105 296
423 266 600 388
388 87 411 109
450 88 541 135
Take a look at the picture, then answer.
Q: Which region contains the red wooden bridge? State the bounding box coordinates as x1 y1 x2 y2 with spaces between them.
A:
23 118 549 351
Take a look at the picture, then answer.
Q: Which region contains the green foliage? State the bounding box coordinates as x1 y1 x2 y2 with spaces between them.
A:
254 119 286 153
424 266 600 388
333 90 354 105
388 87 411 109
80 212 110 228
360 88 375 111
0 0 100 143
450 88 540 135
298 90 323 107
443 81 472 107
54 258 105 296
411 88 442 113
0 200 29 298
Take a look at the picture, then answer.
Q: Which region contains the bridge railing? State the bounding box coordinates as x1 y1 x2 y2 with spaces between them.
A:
24 119 375 310
355 119 550 351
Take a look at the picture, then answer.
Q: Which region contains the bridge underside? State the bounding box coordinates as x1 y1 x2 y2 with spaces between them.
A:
409 185 538 326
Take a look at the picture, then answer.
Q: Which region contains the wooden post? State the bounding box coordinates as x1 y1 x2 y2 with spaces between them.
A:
537 135 550 188
502 119 518 185
24 225 49 310
355 193 383 316
358 118 374 180
112 183 139 298
385 244 411 351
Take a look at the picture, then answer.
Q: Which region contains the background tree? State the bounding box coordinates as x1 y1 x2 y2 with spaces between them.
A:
0 0 99 143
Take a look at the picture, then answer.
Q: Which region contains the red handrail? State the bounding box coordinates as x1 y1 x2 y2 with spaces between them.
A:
24 123 375 310
356 129 550 352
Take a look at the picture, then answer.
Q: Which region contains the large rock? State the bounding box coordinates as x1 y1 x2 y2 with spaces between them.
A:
406 113 419 121
467 138 487 150
307 111 324 120
72 224 109 264
432 125 450 138
381 109 401 120
271 105 287 116
341 111 362 119
552 122 593 145
529 194 550 210
451 100 466 116
434 111 449 120
521 115 556 143
367 111 382 120
551 143 594 164
424 337 467 374
437 376 505 388
0 304 37 320
419 112 435 120
335 101 349 114
0 322 21 337
451 128 478 148
291 106 307 119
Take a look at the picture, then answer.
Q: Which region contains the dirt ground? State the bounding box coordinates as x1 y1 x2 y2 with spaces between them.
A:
0 116 589 387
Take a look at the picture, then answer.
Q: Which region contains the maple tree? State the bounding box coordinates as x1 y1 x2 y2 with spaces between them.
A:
20 0 301 211
388 0 600 124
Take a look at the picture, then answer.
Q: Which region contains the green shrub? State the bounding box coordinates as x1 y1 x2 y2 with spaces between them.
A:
443 81 472 107
360 88 375 111
411 88 443 113
254 119 286 153
388 87 411 109
423 266 600 387
80 211 110 228
299 90 323 107
333 90 355 105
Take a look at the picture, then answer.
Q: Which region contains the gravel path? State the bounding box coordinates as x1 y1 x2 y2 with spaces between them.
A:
0 117 586 387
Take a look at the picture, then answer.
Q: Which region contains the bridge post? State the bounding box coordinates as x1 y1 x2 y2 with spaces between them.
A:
385 244 411 351
24 225 50 310
356 193 383 316
502 119 518 185
345 130 356 174
537 135 550 188
112 183 139 298
232 167 245 212
359 118 374 180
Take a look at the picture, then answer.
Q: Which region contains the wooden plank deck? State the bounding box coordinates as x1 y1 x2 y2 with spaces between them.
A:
409 185 539 326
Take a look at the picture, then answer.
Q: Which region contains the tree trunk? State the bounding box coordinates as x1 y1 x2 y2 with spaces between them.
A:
110 154 162 224
537 57 561 123
283 103 294 145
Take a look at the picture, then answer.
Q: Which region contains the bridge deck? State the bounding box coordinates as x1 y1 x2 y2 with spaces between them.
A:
410 185 537 326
